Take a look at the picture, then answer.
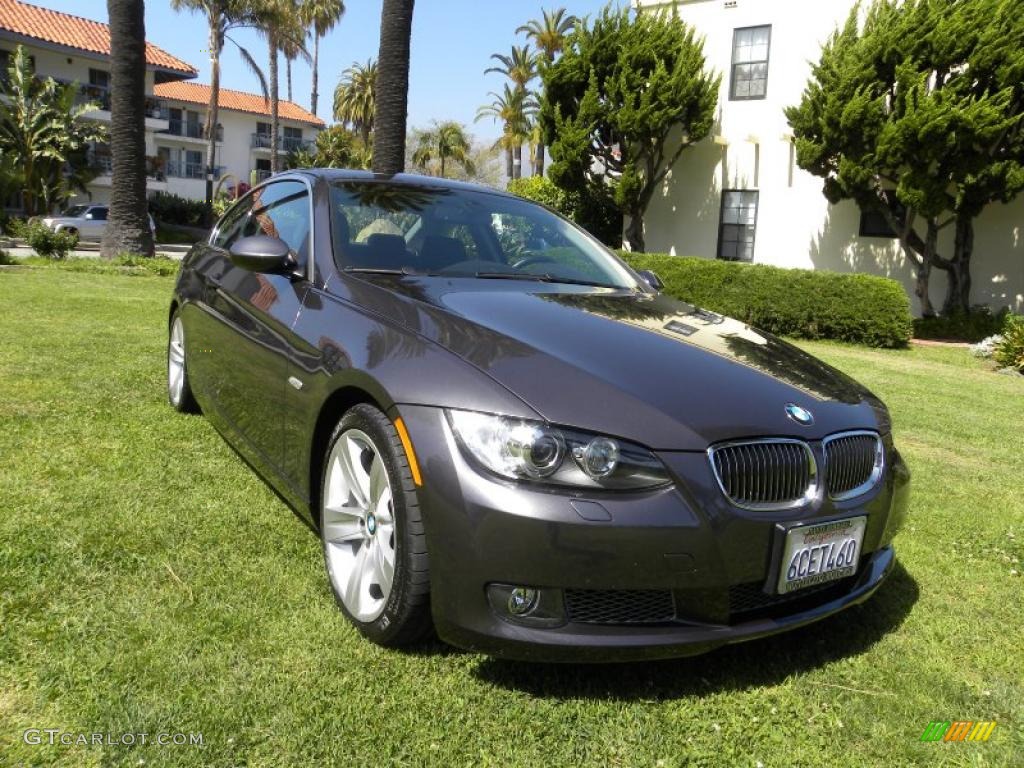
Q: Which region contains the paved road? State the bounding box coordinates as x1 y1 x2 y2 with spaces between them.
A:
4 243 193 261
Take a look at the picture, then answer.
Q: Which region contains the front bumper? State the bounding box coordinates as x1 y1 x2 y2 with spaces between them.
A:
396 405 911 663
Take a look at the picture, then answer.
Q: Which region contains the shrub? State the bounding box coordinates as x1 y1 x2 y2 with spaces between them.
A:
969 334 1002 359
148 191 208 227
619 253 913 348
913 308 1006 342
0 249 15 265
507 176 623 248
993 314 1024 373
24 221 77 259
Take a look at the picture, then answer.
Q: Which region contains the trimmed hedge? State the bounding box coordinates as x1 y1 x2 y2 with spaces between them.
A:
619 252 913 348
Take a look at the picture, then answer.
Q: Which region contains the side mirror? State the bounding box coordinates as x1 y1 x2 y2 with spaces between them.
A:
637 269 664 291
228 235 295 273
84 213 94 220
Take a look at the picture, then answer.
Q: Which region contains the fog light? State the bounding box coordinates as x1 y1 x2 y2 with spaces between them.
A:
574 437 620 478
507 587 538 616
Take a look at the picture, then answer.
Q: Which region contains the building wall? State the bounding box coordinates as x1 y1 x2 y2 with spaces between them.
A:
151 106 317 201
2 35 319 209
635 0 1024 315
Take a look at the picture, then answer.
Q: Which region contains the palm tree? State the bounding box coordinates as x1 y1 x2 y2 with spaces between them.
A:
171 0 267 219
517 9 577 60
280 26 305 103
516 9 576 175
300 0 345 116
333 59 377 145
476 84 536 181
256 0 309 173
0 47 105 216
485 45 537 90
373 0 416 175
101 0 153 258
411 121 474 178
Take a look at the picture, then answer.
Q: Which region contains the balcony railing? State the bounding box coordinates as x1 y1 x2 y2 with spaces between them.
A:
251 133 313 152
162 118 223 141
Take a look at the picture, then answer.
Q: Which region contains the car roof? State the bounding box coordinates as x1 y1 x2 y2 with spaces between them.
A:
280 169 518 199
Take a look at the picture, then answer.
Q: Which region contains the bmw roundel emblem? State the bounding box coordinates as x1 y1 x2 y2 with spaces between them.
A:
785 403 814 426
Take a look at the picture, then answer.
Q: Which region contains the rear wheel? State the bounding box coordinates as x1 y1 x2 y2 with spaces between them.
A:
167 311 198 413
320 404 431 646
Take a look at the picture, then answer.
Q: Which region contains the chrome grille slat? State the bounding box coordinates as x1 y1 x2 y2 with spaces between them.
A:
708 439 818 511
823 431 884 501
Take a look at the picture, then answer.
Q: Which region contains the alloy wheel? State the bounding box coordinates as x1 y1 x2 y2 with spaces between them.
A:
322 428 397 622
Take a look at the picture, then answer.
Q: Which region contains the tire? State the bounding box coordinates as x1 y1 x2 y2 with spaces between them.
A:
167 310 199 413
319 404 431 646
63 227 78 238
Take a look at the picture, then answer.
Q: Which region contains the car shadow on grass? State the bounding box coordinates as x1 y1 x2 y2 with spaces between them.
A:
470 562 919 700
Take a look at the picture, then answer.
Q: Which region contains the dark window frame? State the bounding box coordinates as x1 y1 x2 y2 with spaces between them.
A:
729 25 772 101
716 189 759 262
858 191 906 238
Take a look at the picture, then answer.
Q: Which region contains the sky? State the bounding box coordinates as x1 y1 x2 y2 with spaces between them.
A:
38 0 626 142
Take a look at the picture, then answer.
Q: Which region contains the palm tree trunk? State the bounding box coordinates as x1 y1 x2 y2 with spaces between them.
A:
505 147 513 180
269 37 280 173
101 0 153 258
512 143 522 180
203 17 221 225
440 155 446 178
373 0 415 175
286 56 293 103
310 33 320 115
536 143 545 176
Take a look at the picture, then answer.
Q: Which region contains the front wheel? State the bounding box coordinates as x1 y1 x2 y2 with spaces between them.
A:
167 311 199 413
320 404 431 646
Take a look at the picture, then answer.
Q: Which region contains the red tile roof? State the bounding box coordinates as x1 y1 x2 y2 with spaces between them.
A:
0 0 195 75
153 81 325 127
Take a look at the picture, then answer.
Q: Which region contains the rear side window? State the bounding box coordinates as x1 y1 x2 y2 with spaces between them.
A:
90 207 108 221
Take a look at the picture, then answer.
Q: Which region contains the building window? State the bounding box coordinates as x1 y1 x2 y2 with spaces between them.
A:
88 68 110 89
859 191 906 238
730 25 771 100
717 190 758 261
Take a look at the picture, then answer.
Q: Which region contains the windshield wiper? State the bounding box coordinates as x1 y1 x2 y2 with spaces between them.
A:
474 272 622 289
343 266 418 276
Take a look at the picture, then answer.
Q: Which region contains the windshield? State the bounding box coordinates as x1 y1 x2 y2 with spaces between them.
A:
61 205 88 217
330 182 638 289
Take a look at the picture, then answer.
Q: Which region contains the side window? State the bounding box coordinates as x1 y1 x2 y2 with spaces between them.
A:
90 207 108 221
212 198 254 250
240 181 312 274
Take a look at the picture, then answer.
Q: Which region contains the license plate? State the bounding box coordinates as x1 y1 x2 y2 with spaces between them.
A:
776 516 866 594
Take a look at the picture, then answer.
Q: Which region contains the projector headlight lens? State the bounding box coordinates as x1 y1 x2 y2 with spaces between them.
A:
446 409 669 490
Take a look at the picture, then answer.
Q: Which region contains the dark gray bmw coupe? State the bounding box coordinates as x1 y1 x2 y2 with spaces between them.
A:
167 170 910 661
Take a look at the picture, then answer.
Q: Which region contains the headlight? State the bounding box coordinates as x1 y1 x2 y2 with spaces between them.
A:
446 409 670 490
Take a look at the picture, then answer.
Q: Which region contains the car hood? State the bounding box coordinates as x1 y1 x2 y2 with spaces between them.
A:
359 278 886 450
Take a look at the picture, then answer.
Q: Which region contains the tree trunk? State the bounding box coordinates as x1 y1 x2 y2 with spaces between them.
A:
440 154 446 178
203 18 221 225
310 33 320 115
623 209 645 253
912 221 939 317
101 0 154 258
269 37 280 174
373 0 415 175
941 215 974 315
286 56 293 104
512 144 522 179
505 147 513 180
536 142 545 177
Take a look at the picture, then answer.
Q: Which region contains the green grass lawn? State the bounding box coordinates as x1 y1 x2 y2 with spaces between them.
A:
1 267 1022 767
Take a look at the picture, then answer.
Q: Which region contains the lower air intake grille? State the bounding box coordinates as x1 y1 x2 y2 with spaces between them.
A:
728 576 857 620
564 589 676 625
709 439 817 510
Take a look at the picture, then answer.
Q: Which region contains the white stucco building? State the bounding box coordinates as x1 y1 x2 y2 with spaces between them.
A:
0 0 323 207
634 0 1023 315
